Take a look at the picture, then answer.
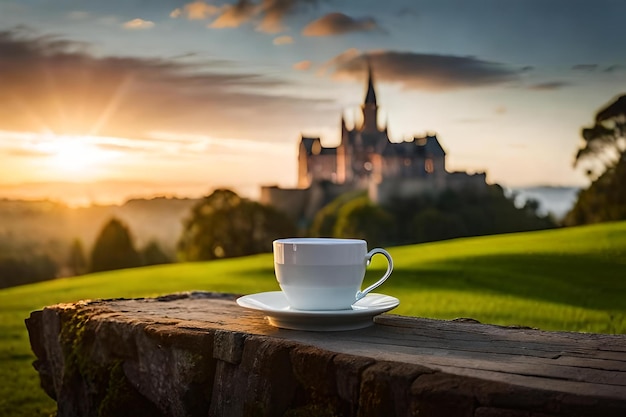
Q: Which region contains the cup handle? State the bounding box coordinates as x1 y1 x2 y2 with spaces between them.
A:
355 248 393 301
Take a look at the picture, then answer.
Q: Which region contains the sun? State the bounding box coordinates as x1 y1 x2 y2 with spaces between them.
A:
51 137 102 172
39 134 118 176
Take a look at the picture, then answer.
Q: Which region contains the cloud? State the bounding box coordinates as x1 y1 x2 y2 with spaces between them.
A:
572 64 624 73
318 48 360 73
123 18 155 30
293 60 312 71
324 50 523 91
0 28 334 143
257 0 319 33
572 64 598 71
302 13 383 36
174 0 319 33
604 64 623 73
171 1 219 20
2 147 50 158
210 0 257 29
273 35 294 45
527 81 571 91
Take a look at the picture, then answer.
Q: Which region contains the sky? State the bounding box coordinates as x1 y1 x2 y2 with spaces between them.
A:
0 0 624 206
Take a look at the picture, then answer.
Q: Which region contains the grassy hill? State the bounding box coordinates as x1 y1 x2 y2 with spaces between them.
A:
1 221 626 416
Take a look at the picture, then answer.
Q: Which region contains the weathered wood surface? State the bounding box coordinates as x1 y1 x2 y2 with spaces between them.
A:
26 292 626 417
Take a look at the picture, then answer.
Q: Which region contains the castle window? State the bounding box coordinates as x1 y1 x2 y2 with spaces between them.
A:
425 158 434 173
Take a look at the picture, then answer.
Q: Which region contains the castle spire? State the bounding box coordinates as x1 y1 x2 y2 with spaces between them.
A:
361 56 379 133
364 59 377 106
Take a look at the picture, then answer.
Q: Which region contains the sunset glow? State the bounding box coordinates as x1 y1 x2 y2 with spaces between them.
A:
0 1 624 204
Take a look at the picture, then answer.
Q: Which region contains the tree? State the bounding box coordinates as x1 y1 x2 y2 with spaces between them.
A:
177 189 296 261
576 94 626 178
382 193 436 245
66 238 87 276
567 95 626 225
565 156 626 225
140 240 172 266
0 254 57 289
90 218 141 272
412 208 468 243
309 190 366 237
333 196 395 247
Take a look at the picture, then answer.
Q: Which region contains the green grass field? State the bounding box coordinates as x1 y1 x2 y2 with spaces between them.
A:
1 221 626 416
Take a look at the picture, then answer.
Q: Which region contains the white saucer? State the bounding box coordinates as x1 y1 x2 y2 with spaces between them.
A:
236 291 399 331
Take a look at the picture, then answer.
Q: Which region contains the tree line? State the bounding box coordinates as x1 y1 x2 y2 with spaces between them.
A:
0 182 558 289
0 225 171 289
3 182 556 288
308 185 555 248
175 185 555 263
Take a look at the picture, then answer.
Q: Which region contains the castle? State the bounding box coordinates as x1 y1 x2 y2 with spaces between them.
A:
261 64 486 225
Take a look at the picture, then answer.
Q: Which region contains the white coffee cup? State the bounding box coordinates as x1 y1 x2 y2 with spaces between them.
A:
273 238 393 310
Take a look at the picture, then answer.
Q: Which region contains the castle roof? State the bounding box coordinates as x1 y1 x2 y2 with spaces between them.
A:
381 135 446 157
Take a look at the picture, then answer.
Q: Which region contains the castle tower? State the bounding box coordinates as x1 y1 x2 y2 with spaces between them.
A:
361 61 379 134
337 114 352 184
